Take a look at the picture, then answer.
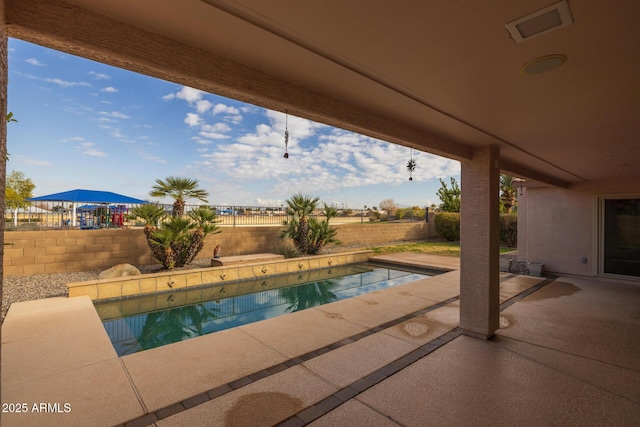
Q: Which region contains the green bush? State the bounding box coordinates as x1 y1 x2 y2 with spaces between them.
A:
434 212 460 241
500 214 518 247
273 240 301 258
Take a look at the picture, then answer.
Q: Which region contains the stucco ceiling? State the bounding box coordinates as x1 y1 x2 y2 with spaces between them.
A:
6 0 640 187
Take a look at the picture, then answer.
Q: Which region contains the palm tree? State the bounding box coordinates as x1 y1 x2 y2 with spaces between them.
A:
129 204 220 269
284 193 319 254
500 174 517 213
183 206 221 265
150 176 209 217
308 204 341 255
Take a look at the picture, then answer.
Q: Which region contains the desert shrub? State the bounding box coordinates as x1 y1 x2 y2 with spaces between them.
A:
273 240 301 258
500 214 518 247
434 212 460 241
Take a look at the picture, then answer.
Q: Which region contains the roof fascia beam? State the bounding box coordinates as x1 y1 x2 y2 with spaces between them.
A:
499 158 569 188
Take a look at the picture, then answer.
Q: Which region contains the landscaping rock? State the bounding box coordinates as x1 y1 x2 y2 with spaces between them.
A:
99 263 142 279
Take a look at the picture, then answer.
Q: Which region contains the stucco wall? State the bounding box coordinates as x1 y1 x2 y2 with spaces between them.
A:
3 222 430 276
519 186 593 276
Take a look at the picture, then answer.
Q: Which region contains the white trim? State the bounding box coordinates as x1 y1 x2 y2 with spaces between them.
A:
595 194 640 281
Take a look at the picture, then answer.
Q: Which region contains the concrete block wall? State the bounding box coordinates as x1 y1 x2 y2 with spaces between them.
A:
3 229 153 276
334 221 429 247
3 222 430 276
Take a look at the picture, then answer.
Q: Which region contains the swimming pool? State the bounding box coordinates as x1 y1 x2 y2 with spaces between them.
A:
96 263 437 356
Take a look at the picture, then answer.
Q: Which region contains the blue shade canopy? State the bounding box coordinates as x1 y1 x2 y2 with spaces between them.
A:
27 189 148 204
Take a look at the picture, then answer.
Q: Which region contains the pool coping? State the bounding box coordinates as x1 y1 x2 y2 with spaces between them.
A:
67 250 373 301
1 254 553 426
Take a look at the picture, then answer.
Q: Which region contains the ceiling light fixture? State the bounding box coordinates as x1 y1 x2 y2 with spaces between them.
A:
521 54 567 75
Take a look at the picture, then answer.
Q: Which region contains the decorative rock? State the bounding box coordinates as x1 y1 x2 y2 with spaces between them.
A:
99 264 141 279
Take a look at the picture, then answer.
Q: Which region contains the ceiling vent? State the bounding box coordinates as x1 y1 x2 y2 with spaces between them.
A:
506 0 573 43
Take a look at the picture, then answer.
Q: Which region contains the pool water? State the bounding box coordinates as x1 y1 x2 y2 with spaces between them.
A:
96 263 436 356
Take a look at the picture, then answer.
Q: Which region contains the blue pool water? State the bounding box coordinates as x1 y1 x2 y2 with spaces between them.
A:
96 263 436 356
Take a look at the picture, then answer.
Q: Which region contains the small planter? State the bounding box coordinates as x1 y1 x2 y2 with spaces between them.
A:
499 258 512 272
527 262 544 276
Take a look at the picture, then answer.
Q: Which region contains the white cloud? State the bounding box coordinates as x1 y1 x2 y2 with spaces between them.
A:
211 103 243 124
212 103 240 116
176 86 204 103
192 137 212 145
198 131 230 140
201 123 231 133
25 74 91 88
10 154 52 166
161 93 175 101
142 154 167 164
98 111 130 119
196 100 213 113
88 71 111 80
255 198 284 206
26 58 45 66
63 136 86 142
184 113 202 127
101 86 118 93
76 142 107 157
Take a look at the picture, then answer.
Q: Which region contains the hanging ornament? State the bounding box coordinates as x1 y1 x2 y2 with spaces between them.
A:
283 112 289 159
406 149 417 181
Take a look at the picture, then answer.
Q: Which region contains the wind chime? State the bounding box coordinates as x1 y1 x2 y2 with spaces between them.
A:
283 112 289 159
406 148 417 181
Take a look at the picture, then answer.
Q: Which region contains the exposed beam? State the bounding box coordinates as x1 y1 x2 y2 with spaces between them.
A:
499 159 569 188
5 0 473 160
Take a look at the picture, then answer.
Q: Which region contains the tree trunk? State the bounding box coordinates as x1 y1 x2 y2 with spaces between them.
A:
172 199 185 217
183 229 205 266
297 216 309 254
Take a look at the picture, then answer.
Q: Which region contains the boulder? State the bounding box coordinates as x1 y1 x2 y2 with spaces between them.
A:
99 263 141 279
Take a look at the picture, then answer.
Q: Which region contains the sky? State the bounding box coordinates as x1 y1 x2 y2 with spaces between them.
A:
7 38 461 209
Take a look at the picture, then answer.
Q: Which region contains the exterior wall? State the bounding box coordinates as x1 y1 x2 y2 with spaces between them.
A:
519 187 593 276
519 177 640 277
3 222 430 276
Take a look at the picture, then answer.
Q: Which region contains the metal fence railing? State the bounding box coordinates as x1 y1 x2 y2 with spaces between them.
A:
4 202 426 230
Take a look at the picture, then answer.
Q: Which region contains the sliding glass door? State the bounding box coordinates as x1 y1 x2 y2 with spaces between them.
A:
602 198 640 278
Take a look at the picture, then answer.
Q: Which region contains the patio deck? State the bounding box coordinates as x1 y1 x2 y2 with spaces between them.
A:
1 253 639 426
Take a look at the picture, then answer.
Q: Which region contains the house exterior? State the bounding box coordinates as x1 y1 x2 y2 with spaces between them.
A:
1 0 638 353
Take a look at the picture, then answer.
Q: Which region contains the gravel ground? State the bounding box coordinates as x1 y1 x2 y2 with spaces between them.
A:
1 258 213 320
1 247 519 320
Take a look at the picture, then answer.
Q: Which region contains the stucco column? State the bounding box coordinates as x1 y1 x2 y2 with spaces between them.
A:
459 146 500 339
1 0 7 403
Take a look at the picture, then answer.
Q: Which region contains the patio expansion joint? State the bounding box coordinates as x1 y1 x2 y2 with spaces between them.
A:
118 295 460 426
278 276 557 426
491 333 640 404
499 275 558 311
118 274 551 426
118 357 150 414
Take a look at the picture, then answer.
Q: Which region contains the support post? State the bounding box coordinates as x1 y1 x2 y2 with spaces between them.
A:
460 146 500 339
1 0 8 402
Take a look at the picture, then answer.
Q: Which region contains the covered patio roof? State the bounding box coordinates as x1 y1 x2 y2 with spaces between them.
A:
4 0 639 188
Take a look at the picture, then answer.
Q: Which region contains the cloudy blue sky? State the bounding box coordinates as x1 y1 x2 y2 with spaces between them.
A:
7 38 460 209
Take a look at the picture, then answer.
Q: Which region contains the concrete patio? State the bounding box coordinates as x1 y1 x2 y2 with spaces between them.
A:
1 253 639 426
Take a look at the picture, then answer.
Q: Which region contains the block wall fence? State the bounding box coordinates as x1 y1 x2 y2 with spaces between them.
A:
3 222 431 276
